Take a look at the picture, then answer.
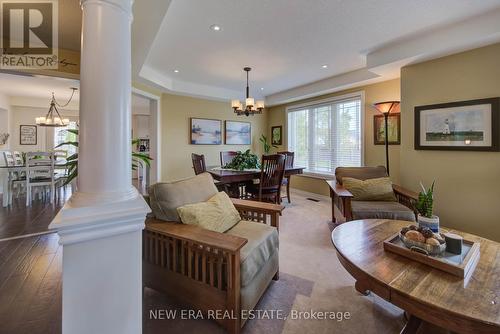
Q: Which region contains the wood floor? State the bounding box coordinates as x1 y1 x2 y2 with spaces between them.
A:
0 188 71 240
0 233 62 334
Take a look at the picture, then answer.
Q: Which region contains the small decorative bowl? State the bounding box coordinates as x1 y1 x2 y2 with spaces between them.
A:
399 232 446 256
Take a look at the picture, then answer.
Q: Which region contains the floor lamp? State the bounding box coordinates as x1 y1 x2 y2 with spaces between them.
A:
373 101 400 176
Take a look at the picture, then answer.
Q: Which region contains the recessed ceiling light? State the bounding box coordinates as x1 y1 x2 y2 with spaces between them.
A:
210 24 222 31
260 87 264 90
174 69 179 73
322 64 328 69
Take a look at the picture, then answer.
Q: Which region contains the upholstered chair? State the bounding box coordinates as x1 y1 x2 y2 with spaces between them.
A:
144 172 283 334
328 166 418 223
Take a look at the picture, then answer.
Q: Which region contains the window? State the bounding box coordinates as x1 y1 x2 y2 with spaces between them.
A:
287 94 363 176
54 121 78 157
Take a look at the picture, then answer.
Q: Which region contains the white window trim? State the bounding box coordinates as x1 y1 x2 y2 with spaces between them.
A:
285 91 365 177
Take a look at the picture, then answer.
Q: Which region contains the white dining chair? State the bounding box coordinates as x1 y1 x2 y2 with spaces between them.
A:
2 151 25 206
25 152 57 206
53 149 69 188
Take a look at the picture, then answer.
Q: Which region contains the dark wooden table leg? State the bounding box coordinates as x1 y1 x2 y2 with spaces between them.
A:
400 314 422 334
330 188 336 223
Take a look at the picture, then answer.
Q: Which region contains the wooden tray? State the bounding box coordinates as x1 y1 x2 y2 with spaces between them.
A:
383 233 480 278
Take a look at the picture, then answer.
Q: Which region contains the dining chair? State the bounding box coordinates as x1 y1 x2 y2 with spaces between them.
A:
191 153 229 193
191 153 207 175
220 151 238 167
246 154 286 204
2 151 25 206
3 151 15 166
13 151 23 166
25 152 57 206
53 149 69 187
277 151 294 203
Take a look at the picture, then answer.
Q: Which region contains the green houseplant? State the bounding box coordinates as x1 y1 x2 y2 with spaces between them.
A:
259 134 277 154
56 129 152 186
416 181 439 232
223 149 259 171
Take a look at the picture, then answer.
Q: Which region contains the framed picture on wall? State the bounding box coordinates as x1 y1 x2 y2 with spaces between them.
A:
190 118 222 145
20 125 37 145
225 121 251 145
415 97 500 151
271 126 282 145
374 114 400 145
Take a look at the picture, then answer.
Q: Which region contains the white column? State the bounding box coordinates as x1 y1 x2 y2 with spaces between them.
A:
49 1 149 334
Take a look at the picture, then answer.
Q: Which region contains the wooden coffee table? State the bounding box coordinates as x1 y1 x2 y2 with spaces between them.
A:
331 219 499 334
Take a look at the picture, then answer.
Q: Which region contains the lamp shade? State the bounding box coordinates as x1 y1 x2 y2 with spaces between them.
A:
255 100 264 110
245 97 254 108
373 101 400 114
231 99 241 109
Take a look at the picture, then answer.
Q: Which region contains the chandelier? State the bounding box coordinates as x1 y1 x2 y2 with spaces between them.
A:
35 87 78 127
231 67 264 116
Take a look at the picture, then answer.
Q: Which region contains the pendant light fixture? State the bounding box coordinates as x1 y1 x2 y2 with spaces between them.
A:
35 87 78 127
231 67 264 116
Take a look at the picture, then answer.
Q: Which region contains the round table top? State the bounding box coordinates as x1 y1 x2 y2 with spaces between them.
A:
331 219 499 333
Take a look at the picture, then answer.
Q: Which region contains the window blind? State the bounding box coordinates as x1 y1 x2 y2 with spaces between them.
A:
287 97 362 176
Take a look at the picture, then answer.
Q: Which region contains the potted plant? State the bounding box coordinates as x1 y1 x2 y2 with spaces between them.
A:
223 149 259 171
56 129 152 186
416 181 440 232
259 134 277 154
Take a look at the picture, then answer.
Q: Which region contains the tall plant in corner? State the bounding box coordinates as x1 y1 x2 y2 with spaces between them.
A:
415 181 440 232
259 134 277 154
55 129 152 186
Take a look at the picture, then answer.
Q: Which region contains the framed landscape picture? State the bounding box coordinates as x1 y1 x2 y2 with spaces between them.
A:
225 121 251 145
415 97 499 151
20 125 37 145
190 118 222 145
271 126 282 145
374 114 400 145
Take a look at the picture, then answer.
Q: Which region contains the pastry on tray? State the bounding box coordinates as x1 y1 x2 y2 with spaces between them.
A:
399 225 446 256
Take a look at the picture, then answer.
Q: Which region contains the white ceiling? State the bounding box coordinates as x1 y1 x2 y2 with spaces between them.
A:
0 73 149 110
0 73 79 102
140 0 500 103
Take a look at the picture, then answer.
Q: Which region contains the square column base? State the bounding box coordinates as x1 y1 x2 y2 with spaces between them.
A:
50 193 150 334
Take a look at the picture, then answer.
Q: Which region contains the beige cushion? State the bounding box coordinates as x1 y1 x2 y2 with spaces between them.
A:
226 220 279 287
148 173 218 222
342 176 397 201
336 166 387 184
351 201 416 222
177 192 241 233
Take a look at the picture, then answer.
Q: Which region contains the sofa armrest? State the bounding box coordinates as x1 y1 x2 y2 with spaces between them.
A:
231 198 284 214
326 180 353 198
326 180 354 221
230 198 284 231
392 184 418 201
146 219 247 253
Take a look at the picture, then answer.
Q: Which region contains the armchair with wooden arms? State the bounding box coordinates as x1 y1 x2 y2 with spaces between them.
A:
143 173 284 334
327 166 418 223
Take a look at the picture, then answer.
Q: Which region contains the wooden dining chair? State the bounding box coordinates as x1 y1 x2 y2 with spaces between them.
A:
277 151 294 203
191 153 207 175
220 151 238 167
191 153 228 193
246 154 286 204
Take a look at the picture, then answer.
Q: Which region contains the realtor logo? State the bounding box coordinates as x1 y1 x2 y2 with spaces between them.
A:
0 0 58 69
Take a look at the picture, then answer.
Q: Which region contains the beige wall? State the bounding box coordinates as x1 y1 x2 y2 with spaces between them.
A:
161 93 266 181
400 43 500 242
267 79 401 196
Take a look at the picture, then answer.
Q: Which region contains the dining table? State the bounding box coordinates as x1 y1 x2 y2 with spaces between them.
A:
207 166 305 184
